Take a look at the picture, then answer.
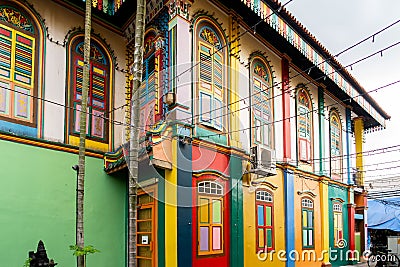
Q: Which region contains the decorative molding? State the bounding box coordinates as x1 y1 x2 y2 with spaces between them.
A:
146 0 164 23
0 5 34 33
330 197 345 203
168 0 192 20
65 28 117 65
199 25 222 49
241 0 387 127
297 190 316 198
193 169 230 180
251 179 278 191
90 0 126 16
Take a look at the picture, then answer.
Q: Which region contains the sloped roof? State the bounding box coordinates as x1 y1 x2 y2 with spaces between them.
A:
229 0 390 129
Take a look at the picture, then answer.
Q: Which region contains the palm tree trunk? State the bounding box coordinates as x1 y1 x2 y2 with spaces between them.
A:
76 0 91 266
128 0 146 266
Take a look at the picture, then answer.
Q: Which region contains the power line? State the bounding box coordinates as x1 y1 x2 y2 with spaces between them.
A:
204 40 400 125
110 0 297 118
197 78 400 139
188 18 400 122
2 75 398 162
333 19 400 58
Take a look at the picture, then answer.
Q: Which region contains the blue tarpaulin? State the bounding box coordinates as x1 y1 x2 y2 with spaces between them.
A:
368 198 400 231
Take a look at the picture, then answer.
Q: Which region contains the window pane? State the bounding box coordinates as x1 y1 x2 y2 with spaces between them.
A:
214 98 222 128
212 199 221 223
199 227 209 251
308 230 313 246
0 81 9 114
74 104 89 134
302 210 308 227
257 205 264 226
255 119 261 142
91 109 104 138
300 139 307 160
14 86 30 120
334 214 338 228
263 125 269 146
200 93 211 122
212 226 221 250
266 206 272 226
308 211 313 227
199 198 209 224
258 228 264 248
303 230 308 247
266 229 273 248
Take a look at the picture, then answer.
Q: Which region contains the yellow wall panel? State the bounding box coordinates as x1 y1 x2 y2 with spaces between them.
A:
243 169 286 267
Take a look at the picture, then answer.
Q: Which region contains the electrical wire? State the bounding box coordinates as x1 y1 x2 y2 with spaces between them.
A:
1 76 398 165
197 78 400 139
117 0 296 109
187 18 400 122
203 41 400 124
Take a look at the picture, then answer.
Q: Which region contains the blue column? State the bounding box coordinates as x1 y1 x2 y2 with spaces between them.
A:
177 141 192 267
284 169 295 267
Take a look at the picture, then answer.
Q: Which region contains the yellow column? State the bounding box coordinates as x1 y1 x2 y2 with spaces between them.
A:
354 117 364 186
165 139 177 267
229 16 241 148
320 179 331 266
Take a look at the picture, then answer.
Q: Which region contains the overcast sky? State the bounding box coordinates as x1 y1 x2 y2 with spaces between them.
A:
285 0 400 182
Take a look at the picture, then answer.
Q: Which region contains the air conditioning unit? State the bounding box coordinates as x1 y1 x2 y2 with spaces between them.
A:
250 145 277 177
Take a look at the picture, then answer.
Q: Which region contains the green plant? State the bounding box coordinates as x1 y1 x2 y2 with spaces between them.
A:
23 258 31 267
69 245 100 267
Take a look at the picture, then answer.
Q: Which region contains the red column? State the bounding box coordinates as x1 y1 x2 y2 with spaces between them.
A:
347 204 356 260
282 56 291 162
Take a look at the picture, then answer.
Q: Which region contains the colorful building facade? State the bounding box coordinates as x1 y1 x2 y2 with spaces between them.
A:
0 0 390 267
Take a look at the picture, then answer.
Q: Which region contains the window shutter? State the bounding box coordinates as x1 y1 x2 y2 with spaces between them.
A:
91 64 106 139
200 92 211 123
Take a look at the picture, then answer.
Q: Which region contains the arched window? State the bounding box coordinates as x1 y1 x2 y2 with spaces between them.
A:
301 198 314 248
0 3 43 135
197 23 225 130
333 202 343 247
138 30 163 135
251 58 273 147
297 88 312 162
66 35 112 151
256 190 274 252
197 180 224 255
330 110 342 179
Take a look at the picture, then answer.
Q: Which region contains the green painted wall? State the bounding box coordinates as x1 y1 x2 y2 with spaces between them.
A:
0 139 126 267
230 155 244 267
328 184 349 267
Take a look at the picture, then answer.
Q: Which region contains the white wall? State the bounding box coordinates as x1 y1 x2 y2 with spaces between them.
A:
30 0 127 149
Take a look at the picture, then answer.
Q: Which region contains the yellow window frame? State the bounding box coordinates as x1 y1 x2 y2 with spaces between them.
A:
0 23 35 123
197 194 224 256
198 41 224 129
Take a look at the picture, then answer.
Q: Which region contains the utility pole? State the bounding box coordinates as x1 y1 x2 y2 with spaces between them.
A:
76 0 91 266
128 0 146 266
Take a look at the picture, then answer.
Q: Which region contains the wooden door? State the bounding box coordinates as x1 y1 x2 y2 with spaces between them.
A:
137 191 155 267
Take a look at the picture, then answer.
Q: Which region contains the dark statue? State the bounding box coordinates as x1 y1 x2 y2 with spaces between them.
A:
29 240 57 267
